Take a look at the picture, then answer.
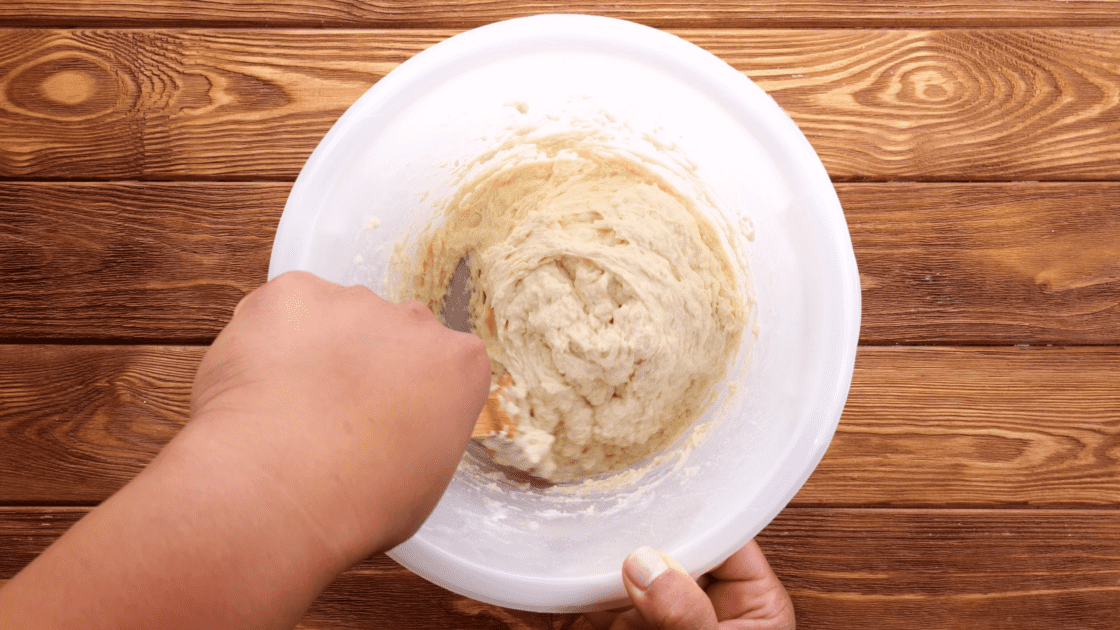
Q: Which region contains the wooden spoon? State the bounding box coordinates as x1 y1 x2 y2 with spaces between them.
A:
472 373 517 438
472 390 516 438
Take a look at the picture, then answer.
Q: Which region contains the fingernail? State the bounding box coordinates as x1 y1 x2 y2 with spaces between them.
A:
625 546 669 590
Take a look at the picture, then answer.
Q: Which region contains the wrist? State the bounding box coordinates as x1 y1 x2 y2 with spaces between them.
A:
176 410 392 567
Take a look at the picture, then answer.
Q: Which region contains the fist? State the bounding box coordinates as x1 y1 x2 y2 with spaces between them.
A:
190 271 490 558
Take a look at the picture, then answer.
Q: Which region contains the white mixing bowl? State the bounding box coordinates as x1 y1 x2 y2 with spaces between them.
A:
269 14 860 613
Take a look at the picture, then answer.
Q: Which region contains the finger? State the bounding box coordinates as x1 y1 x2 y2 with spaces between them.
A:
607 609 654 630
583 610 619 629
584 603 636 630
622 547 718 630
704 541 795 627
708 540 774 583
706 580 794 628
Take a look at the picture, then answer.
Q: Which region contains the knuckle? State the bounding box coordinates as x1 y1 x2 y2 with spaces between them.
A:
230 290 257 320
670 607 713 630
460 333 491 376
645 572 717 630
231 292 251 318
659 604 692 628
340 283 375 300
269 269 316 291
335 284 378 315
401 300 436 321
255 270 315 306
434 330 490 394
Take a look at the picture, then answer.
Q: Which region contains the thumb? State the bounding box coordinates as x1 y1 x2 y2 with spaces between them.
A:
621 547 718 630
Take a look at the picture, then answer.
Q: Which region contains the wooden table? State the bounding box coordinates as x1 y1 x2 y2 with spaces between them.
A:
2 3 1119 628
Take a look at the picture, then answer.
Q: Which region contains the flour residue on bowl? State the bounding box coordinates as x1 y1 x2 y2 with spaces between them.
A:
389 103 755 485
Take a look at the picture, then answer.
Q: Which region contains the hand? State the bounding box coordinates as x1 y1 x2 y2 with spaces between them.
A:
189 270 491 558
0 271 491 630
584 540 795 630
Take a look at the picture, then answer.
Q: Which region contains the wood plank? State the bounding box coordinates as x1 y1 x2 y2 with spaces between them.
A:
3 507 1119 629
0 345 194 504
2 1 1120 29
3 29 1120 181
4 182 1119 344
0 182 279 342
2 345 1118 507
563 509 1120 629
0 30 437 180
694 28 1120 182
0 507 84 577
757 509 1120 630
799 346 1120 508
848 182 1120 345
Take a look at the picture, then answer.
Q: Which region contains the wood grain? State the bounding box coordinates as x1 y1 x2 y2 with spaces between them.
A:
694 28 1120 181
799 346 1120 507
2 1 1120 28
0 345 194 503
0 507 83 577
2 345 1118 507
848 182 1120 345
3 29 1120 181
3 507 1119 629
0 30 438 180
4 182 1119 344
0 182 279 342
753 508 1120 630
2 5 1115 630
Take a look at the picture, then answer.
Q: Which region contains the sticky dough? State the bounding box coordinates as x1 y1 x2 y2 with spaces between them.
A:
396 150 744 482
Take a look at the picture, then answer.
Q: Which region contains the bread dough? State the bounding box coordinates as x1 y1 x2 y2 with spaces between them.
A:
394 144 744 482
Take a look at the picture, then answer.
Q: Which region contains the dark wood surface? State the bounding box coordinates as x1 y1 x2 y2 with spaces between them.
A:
1 4 1119 629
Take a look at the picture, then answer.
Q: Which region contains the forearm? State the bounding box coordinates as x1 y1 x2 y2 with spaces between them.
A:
0 420 351 630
